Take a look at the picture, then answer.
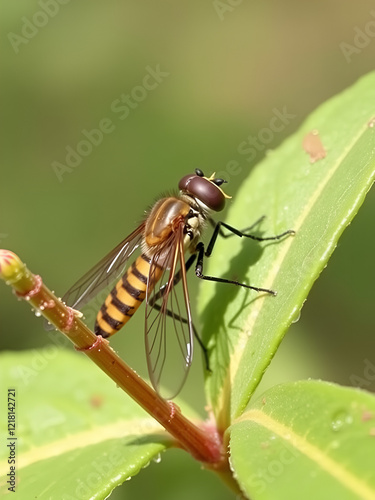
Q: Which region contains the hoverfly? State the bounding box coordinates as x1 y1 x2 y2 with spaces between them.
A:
59 169 293 398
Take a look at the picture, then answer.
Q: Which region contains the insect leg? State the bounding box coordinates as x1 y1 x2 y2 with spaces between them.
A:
206 218 294 257
149 253 197 305
148 253 210 370
150 300 210 371
194 241 277 295
207 214 266 234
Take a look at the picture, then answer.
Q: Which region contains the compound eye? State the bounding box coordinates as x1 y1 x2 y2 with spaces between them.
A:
178 174 195 192
179 175 225 211
198 179 226 211
195 168 204 177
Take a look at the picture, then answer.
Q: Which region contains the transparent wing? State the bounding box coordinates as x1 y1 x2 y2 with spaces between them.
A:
145 224 193 399
54 222 145 313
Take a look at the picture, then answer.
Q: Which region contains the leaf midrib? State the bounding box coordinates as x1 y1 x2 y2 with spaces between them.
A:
233 409 375 500
0 418 165 474
216 119 374 421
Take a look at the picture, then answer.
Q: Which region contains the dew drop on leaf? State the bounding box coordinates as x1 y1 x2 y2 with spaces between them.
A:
291 310 301 324
331 410 353 432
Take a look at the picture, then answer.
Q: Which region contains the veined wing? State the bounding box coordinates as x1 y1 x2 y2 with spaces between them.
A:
61 222 146 310
145 223 193 399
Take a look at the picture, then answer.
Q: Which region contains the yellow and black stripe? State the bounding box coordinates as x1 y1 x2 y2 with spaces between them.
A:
94 253 161 338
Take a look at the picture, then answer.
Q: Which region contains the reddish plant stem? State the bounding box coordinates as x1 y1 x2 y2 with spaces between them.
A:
0 251 225 466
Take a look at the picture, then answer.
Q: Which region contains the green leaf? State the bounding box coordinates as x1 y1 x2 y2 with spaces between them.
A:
229 380 375 500
198 72 375 427
0 349 173 499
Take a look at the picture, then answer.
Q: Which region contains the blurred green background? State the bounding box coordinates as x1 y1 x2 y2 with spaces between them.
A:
1 1 374 498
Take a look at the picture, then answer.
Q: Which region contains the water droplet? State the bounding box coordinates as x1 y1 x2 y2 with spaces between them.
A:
153 453 162 464
331 410 353 432
291 310 301 324
34 310 42 317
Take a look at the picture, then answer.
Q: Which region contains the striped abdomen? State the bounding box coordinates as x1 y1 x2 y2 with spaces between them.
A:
94 254 161 338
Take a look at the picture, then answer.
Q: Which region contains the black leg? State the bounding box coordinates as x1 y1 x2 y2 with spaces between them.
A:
149 253 196 305
206 218 295 257
148 253 210 371
196 219 294 294
150 301 210 371
207 214 266 236
195 242 277 295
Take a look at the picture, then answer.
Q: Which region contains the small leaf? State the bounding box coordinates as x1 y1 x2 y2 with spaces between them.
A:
229 381 375 500
0 350 173 499
198 72 375 427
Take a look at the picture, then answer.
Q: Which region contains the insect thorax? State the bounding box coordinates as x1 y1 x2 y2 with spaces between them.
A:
142 195 207 260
